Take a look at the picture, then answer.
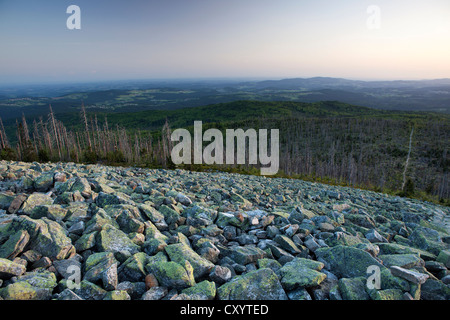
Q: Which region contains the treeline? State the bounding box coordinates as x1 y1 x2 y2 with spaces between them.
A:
0 104 448 204
0 105 174 168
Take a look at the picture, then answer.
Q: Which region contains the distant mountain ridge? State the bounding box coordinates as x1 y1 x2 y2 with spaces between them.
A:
0 77 449 120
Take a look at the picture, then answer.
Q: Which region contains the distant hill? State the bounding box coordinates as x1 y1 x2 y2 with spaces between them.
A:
0 77 449 121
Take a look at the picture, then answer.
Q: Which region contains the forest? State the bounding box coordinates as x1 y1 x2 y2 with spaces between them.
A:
0 100 448 205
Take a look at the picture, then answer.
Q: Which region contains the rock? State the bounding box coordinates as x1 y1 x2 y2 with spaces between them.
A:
365 229 388 243
257 258 282 274
30 205 69 222
287 288 313 300
315 245 385 278
274 235 301 254
73 280 107 300
102 263 119 290
389 266 429 284
74 231 97 252
104 290 131 300
338 277 370 300
369 288 404 300
96 224 140 255
141 286 168 300
21 193 53 215
209 265 232 285
138 204 165 223
217 268 287 300
29 217 75 260
116 281 147 299
421 279 450 300
436 250 450 268
165 243 215 279
378 254 424 269
0 257 27 278
181 280 216 300
175 193 193 206
148 260 196 290
8 194 27 214
145 274 159 290
55 288 84 300
0 270 57 300
0 193 15 210
278 258 327 290
34 173 54 192
377 243 437 261
84 252 118 283
224 245 266 265
53 258 82 280
118 252 149 282
0 230 30 260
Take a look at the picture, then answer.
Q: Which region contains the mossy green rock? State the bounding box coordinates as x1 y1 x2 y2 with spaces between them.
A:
315 245 385 278
73 280 107 300
30 205 68 221
226 245 266 265
165 243 214 279
21 193 53 215
379 254 424 268
118 252 149 282
149 260 196 289
257 258 282 273
34 173 54 192
96 224 140 255
436 250 450 268
0 192 15 210
0 281 51 300
84 252 118 283
338 277 370 300
274 235 301 254
31 217 75 260
377 243 436 261
0 270 57 300
279 258 327 290
182 280 216 300
0 229 30 259
0 257 27 278
104 290 131 300
368 288 404 300
138 203 165 223
74 231 97 252
217 268 288 300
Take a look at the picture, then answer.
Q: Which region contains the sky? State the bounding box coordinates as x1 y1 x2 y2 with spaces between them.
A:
1 0 450 84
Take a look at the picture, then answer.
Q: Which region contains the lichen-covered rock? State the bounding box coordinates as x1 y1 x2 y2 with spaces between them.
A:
0 270 57 300
217 268 287 300
223 245 266 265
0 230 30 259
278 258 327 290
0 160 448 300
96 224 140 255
148 260 196 290
165 243 214 279
315 245 385 278
0 257 26 278
21 193 53 215
338 277 370 300
181 280 216 300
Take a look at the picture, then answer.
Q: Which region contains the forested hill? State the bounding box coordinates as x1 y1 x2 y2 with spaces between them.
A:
54 100 446 133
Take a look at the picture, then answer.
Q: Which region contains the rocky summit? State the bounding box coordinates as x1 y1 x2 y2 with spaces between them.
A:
0 160 449 301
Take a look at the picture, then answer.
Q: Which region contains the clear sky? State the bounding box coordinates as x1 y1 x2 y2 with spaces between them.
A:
1 0 450 84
